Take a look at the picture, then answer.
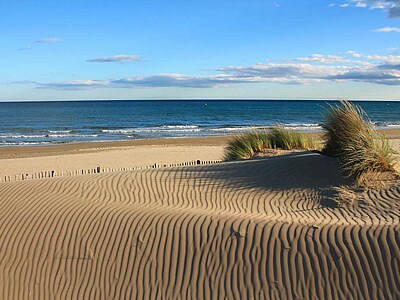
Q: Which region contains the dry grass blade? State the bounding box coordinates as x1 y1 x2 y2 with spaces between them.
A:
332 185 359 208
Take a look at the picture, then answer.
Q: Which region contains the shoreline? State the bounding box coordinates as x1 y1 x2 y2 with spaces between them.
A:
0 129 398 178
1 128 399 159
0 135 231 159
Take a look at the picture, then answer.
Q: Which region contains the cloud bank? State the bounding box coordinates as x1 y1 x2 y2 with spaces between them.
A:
35 51 400 90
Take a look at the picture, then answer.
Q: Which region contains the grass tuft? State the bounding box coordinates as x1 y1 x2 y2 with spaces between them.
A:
223 127 317 161
247 131 271 152
269 126 317 150
223 134 257 161
322 100 396 184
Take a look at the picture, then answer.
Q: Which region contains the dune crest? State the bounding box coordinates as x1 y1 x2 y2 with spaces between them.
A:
0 152 399 299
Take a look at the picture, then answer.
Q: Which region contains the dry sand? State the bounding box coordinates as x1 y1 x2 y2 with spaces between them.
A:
0 137 228 178
0 133 399 299
0 152 398 299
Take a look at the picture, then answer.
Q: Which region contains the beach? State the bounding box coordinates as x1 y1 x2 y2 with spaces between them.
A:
4 0 400 297
0 136 227 178
0 130 399 178
0 132 399 298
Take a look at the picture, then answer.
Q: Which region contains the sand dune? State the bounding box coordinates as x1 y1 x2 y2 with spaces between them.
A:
0 152 399 299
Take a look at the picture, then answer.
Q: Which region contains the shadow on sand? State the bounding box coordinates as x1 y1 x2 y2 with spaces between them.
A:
171 151 351 208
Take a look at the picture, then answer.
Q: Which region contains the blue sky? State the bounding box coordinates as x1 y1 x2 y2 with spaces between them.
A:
1 0 399 100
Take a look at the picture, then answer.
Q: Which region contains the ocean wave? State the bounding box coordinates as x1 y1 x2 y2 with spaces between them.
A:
373 121 400 128
0 134 44 139
48 130 73 134
160 125 199 129
46 134 99 138
210 126 267 132
210 124 322 132
102 125 201 134
0 141 52 146
283 123 322 130
0 133 99 139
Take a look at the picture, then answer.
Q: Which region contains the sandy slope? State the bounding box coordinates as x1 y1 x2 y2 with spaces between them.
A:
0 152 398 299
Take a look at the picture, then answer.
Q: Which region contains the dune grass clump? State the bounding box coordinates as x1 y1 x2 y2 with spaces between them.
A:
269 127 317 150
247 131 271 152
322 100 396 184
223 131 268 160
223 127 317 161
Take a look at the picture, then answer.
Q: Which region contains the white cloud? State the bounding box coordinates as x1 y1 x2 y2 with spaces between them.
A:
86 55 142 63
346 50 363 58
292 54 349 63
217 63 347 83
355 2 368 7
372 27 400 32
340 3 350 7
36 37 63 43
345 50 400 63
38 80 109 90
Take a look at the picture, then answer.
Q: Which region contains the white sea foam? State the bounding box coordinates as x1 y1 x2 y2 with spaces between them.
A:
283 123 322 130
102 125 201 134
0 133 99 139
46 134 99 138
210 124 322 132
0 134 44 139
48 130 73 134
210 126 266 132
0 141 52 146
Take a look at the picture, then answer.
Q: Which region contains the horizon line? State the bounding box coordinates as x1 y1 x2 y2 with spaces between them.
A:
1 97 400 103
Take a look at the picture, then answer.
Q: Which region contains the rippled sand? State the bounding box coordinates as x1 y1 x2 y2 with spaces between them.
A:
0 152 398 299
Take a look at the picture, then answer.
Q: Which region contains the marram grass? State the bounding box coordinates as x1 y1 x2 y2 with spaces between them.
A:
224 135 254 160
322 100 396 184
223 127 317 161
269 127 317 150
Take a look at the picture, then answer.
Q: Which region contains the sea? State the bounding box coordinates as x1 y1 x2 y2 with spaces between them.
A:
0 100 399 146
